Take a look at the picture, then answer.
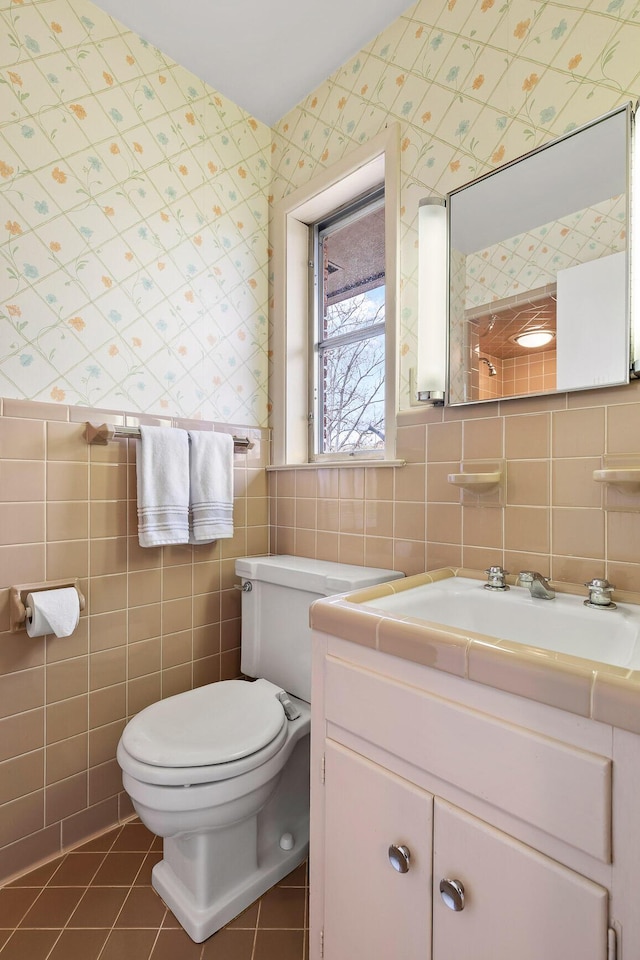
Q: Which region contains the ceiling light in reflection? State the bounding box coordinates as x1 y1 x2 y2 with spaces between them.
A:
513 330 555 349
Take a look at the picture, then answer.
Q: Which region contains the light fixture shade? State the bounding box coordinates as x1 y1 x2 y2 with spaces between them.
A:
514 330 555 349
417 197 447 402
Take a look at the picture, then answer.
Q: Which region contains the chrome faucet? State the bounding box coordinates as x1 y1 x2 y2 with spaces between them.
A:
517 571 556 600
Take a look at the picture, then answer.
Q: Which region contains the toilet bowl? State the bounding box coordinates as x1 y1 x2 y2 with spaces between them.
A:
117 555 403 942
117 678 310 942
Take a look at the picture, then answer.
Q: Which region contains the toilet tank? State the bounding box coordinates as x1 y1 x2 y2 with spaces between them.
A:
236 555 403 702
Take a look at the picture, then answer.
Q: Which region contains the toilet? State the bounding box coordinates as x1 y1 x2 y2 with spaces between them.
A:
117 554 402 942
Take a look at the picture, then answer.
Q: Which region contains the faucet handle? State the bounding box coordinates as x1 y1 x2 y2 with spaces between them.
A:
584 578 616 610
484 565 509 591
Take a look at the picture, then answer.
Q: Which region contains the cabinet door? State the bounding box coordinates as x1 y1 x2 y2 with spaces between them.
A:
433 799 608 960
323 741 433 960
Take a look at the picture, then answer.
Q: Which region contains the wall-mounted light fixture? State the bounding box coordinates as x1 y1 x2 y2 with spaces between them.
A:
513 330 555 349
416 197 447 404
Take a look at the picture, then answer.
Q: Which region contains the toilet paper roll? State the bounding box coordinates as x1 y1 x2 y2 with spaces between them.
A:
26 588 80 638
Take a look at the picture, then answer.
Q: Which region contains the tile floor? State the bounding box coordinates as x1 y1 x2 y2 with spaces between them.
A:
0 821 308 960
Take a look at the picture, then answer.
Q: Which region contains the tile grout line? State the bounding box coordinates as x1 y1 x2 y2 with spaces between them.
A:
48 823 127 959
94 827 158 960
249 897 262 960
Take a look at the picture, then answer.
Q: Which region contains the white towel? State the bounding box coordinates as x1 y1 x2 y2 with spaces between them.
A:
136 426 190 547
188 430 234 543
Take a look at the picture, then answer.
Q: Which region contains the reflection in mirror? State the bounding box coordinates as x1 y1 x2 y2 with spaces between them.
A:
447 103 632 405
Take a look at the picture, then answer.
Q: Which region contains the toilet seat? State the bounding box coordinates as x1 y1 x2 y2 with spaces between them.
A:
118 679 295 787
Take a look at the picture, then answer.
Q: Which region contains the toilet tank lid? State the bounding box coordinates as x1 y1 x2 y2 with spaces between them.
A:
235 555 403 595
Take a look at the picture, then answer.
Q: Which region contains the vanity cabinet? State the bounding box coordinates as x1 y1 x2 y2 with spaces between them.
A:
322 742 607 960
310 635 627 960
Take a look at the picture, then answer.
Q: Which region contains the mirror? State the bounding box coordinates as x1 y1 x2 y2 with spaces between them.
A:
447 103 632 405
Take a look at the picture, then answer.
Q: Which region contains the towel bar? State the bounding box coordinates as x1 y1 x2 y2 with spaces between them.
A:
85 422 253 451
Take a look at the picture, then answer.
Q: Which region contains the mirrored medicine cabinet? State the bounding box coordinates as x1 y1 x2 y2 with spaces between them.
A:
446 102 634 406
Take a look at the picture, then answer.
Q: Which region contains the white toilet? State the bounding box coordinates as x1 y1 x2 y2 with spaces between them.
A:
117 554 402 942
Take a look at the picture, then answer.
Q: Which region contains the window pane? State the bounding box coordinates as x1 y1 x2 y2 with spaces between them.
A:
314 190 386 459
323 286 385 340
321 201 385 335
320 332 385 454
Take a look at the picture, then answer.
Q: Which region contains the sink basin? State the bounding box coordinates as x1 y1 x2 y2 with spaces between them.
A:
365 577 640 669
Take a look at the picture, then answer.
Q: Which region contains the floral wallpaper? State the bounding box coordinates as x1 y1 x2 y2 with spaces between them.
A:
270 0 639 407
0 0 270 425
2 0 638 418
464 194 627 308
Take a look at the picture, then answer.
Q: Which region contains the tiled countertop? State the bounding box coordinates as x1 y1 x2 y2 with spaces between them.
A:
310 567 640 736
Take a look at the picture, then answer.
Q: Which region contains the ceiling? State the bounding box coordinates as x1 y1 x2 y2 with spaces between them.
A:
472 290 558 360
91 0 413 126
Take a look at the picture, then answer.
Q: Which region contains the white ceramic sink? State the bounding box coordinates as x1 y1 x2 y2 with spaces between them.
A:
366 576 640 669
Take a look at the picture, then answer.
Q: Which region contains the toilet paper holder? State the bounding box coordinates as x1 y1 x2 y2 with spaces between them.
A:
9 579 86 633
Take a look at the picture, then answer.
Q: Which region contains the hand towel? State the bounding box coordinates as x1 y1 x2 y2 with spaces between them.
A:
136 426 190 547
188 430 234 543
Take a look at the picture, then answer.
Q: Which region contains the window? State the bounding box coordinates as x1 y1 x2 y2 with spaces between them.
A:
311 189 386 459
270 123 400 467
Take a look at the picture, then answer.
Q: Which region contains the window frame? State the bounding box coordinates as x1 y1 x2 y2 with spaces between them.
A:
310 187 387 462
270 123 400 468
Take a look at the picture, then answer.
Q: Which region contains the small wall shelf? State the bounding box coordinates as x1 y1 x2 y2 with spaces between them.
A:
447 460 504 505
593 456 640 511
447 470 502 494
593 468 640 492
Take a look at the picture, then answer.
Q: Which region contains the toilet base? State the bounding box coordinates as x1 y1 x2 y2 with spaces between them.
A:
144 732 311 943
152 832 309 942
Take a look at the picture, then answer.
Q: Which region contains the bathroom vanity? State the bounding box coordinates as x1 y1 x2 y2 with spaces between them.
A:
309 568 640 960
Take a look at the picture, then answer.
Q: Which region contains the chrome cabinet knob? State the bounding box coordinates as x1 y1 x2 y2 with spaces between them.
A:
388 844 411 873
439 878 465 911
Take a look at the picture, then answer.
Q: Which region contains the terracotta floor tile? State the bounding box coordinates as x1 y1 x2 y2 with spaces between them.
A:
111 823 156 852
258 886 306 929
115 886 167 928
48 852 106 886
149 928 204 959
75 827 121 852
253 928 305 960
7 860 61 888
92 852 145 885
0 929 60 959
47 928 109 960
19 887 84 927
226 901 259 929
67 886 128 927
0 888 40 927
133 851 162 886
161 907 181 929
279 863 307 887
0 821 308 960
99 928 158 960
201 927 255 959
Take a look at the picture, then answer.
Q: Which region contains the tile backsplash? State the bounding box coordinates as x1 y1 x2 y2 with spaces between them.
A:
0 397 269 884
270 382 640 593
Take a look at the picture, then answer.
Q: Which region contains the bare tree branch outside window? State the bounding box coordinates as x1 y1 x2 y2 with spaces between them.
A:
315 191 386 457
321 291 385 453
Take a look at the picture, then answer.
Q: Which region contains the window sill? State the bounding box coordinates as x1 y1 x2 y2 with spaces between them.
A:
266 459 406 472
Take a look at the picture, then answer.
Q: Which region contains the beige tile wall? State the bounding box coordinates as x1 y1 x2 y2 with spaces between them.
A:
0 398 269 884
270 380 640 591
502 352 557 398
